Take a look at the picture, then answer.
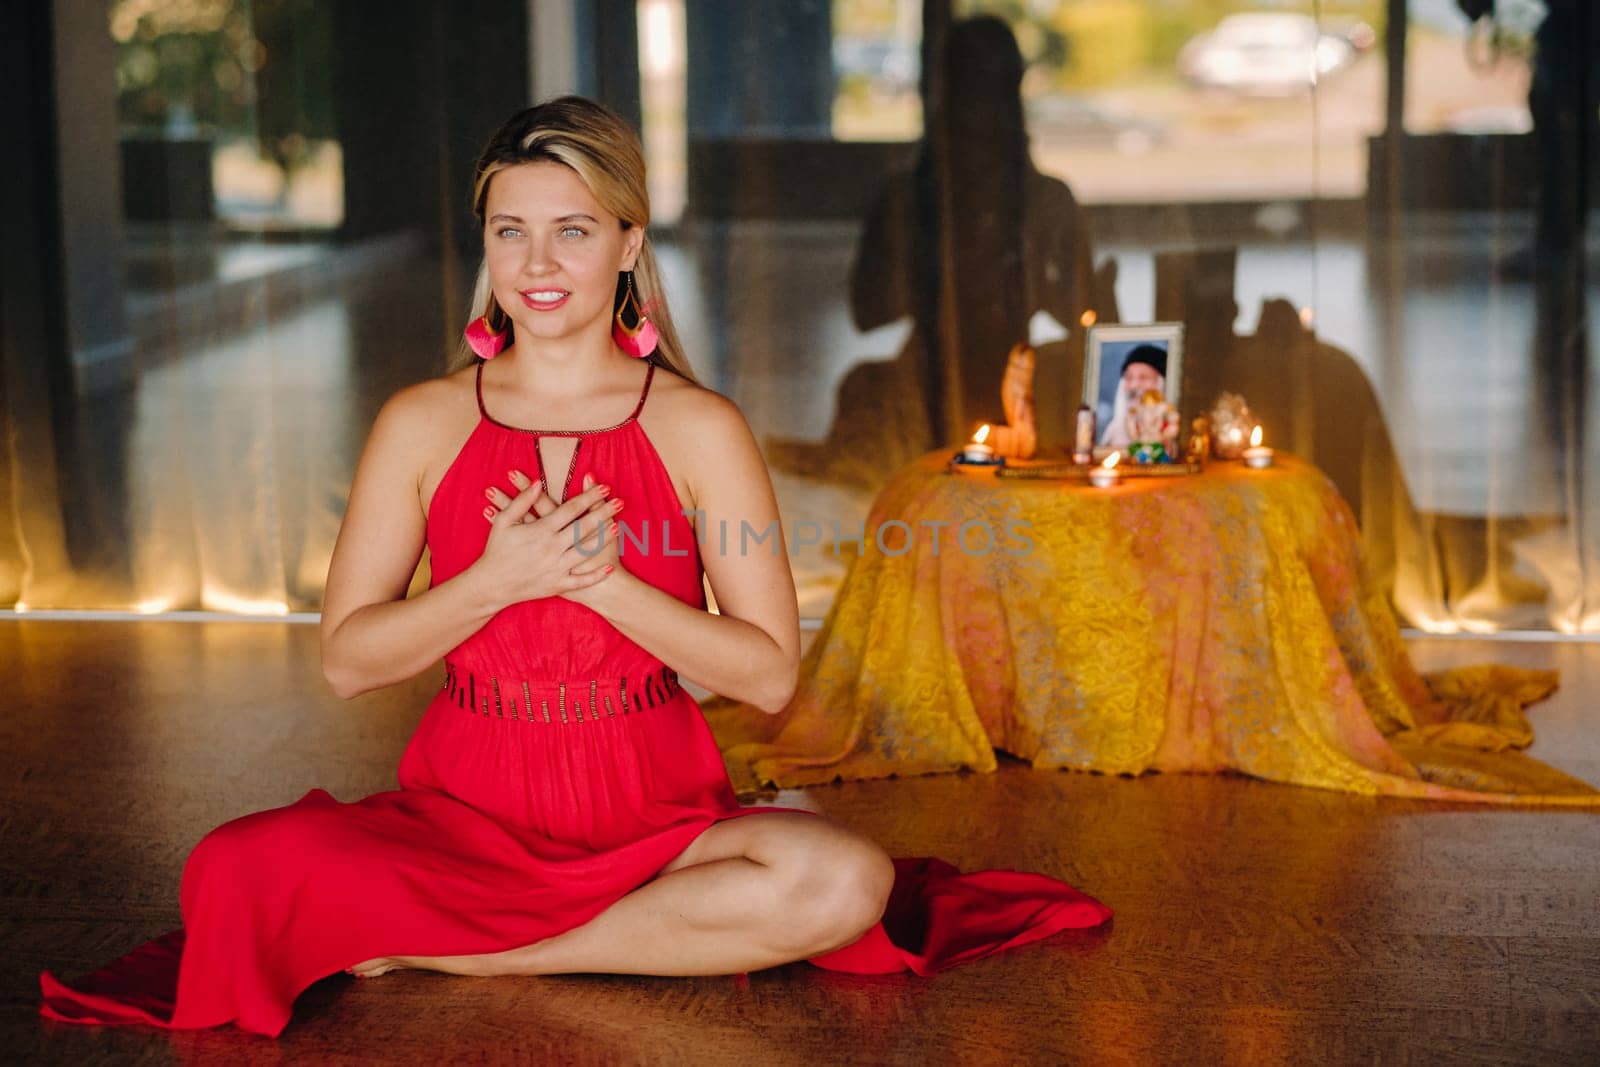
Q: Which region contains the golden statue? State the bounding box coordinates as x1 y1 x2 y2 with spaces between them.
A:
988 342 1037 459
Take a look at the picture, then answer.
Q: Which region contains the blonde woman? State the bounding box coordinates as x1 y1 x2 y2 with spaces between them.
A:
40 98 1109 1038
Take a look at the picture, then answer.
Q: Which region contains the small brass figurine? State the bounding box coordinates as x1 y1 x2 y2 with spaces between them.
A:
1184 415 1211 467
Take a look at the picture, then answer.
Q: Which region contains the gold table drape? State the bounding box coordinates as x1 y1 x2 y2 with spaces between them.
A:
707 450 1598 804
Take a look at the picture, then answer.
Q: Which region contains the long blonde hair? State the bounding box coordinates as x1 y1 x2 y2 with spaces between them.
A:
450 96 695 382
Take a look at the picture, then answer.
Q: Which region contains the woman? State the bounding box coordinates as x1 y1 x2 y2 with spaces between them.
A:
39 97 1110 1038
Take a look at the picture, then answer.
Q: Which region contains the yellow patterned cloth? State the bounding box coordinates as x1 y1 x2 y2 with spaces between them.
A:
706 450 1599 804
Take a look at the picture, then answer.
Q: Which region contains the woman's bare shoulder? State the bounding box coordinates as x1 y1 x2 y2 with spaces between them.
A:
640 369 765 513
645 370 754 445
378 365 476 425
359 367 483 512
365 365 479 451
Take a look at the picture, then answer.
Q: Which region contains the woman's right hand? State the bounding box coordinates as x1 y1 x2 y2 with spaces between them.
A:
470 470 623 610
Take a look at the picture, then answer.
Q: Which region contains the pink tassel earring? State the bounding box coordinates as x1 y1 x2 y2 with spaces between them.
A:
464 304 509 360
613 271 658 359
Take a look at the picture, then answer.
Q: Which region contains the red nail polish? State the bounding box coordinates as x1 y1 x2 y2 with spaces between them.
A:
483 506 494 520
484 486 496 500
604 564 614 574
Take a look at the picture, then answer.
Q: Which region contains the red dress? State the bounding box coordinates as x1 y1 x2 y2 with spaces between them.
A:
39 361 1110 1038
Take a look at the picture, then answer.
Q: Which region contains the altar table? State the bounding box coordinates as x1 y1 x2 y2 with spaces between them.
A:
706 450 1598 804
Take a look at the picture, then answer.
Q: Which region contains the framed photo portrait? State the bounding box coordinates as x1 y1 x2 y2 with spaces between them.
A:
1084 322 1185 451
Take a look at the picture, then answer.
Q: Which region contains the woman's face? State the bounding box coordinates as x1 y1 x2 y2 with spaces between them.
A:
482 160 643 349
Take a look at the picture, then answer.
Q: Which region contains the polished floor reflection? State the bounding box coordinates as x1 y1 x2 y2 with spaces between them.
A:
4 621 1598 1062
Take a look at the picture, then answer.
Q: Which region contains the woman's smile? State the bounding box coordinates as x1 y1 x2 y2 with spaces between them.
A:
518 287 571 311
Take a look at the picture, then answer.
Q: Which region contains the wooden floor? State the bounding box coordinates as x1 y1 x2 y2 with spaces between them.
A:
3 621 1598 1065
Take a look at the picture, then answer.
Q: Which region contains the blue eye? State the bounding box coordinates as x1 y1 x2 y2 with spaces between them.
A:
561 226 587 238
496 226 523 238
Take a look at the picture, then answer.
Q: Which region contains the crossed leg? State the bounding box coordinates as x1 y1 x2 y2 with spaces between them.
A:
347 812 894 979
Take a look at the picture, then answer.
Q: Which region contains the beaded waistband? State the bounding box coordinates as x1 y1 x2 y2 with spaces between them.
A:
440 663 682 724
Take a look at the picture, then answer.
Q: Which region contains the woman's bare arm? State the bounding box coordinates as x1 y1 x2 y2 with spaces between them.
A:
571 391 801 714
319 385 498 698
318 382 610 699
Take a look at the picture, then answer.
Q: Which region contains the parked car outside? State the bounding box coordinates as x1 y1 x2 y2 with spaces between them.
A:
1178 13 1361 97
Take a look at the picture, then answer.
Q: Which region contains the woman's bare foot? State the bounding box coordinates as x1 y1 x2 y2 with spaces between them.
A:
344 954 497 978
345 957 409 979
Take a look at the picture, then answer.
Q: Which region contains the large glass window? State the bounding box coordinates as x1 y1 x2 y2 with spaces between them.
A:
5 0 1596 634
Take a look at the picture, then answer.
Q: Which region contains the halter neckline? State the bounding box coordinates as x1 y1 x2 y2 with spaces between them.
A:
475 360 656 437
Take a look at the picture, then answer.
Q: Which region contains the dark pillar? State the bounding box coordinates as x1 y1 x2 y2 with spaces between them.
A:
48 0 135 392
331 0 530 355
332 0 446 245
0 0 68 604
0 0 140 606
577 0 643 133
684 0 832 138
333 0 529 254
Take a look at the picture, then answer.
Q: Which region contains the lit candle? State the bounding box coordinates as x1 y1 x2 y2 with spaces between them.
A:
1243 425 1274 469
1089 451 1121 488
957 423 998 464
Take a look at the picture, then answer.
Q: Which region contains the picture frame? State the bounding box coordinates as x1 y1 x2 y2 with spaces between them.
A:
1083 322 1185 453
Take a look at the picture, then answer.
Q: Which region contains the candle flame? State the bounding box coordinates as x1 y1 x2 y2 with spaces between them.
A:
974 424 991 444
1080 310 1098 327
1250 425 1263 448
1102 451 1120 470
